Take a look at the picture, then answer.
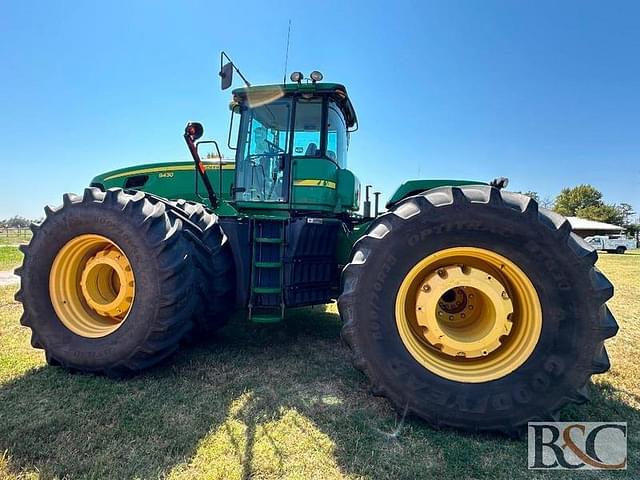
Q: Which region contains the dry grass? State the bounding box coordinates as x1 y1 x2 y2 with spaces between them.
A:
0 252 637 479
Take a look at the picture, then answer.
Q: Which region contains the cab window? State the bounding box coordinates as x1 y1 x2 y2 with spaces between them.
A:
326 100 348 167
235 98 291 202
292 98 322 156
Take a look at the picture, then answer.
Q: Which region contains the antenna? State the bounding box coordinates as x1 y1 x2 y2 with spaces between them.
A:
283 19 292 84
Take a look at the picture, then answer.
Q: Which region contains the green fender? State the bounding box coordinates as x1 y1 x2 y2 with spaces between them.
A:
337 179 488 265
386 179 486 208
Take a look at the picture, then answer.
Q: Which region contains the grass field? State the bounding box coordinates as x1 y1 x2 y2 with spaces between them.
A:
0 247 22 272
0 252 638 479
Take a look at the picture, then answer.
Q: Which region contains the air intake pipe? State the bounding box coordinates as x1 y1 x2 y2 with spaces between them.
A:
363 185 372 218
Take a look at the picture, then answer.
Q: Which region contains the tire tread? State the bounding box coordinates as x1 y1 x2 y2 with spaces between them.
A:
338 185 618 436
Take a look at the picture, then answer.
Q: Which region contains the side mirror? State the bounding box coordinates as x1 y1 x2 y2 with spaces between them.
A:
220 62 233 90
185 122 204 141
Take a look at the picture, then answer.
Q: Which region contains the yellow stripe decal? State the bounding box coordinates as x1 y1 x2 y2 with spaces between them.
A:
103 163 235 181
293 179 337 189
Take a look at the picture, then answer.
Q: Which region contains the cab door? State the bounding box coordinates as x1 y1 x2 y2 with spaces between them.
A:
289 97 338 211
234 98 292 204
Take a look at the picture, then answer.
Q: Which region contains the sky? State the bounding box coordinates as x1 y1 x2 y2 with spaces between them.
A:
0 0 638 220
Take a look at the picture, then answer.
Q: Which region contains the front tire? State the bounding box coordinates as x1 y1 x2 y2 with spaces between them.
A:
15 188 198 375
338 186 618 435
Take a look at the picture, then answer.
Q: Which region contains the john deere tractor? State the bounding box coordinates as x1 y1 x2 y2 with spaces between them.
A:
15 58 618 435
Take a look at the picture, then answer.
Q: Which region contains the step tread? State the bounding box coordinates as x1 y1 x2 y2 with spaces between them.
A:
254 261 282 268
251 314 283 323
252 287 282 294
255 237 283 243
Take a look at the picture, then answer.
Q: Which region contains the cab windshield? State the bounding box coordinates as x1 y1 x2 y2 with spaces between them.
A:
234 95 349 202
235 98 292 202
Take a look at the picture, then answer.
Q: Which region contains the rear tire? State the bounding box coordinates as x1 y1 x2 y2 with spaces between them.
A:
171 199 235 336
615 246 626 254
15 188 198 375
338 186 618 435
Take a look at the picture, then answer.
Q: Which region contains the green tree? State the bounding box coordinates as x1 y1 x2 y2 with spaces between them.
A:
553 184 603 217
625 223 639 241
575 204 624 225
618 203 635 225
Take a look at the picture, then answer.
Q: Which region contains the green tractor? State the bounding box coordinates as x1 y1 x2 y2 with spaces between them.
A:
15 58 618 435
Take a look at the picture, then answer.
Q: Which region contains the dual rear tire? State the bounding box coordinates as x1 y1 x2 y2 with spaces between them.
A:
15 188 232 375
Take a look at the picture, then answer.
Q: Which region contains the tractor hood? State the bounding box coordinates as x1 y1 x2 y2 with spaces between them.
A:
90 160 235 205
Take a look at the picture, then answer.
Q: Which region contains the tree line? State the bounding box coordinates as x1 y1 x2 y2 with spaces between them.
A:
519 184 638 238
0 215 41 229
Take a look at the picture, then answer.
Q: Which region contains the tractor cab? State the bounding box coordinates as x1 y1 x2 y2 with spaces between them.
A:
229 81 360 213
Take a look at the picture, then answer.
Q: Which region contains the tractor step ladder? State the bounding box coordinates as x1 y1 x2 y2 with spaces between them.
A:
248 218 287 323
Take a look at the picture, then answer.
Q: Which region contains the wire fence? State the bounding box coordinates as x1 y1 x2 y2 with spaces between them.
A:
1 227 31 237
0 227 32 245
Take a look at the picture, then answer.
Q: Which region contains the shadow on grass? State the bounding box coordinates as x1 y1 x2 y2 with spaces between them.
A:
0 307 638 479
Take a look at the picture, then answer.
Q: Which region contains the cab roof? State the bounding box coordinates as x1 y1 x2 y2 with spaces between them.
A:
232 82 358 128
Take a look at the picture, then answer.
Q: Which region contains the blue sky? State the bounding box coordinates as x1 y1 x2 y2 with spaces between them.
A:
1 0 638 219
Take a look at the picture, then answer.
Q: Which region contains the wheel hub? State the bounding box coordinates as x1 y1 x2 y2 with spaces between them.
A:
395 247 542 383
415 265 513 358
49 234 136 338
80 247 134 319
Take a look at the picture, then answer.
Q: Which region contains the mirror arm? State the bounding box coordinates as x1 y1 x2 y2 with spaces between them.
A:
183 133 219 209
220 51 251 89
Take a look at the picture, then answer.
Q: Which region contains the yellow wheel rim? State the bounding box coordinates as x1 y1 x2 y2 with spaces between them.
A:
49 234 135 338
395 247 542 382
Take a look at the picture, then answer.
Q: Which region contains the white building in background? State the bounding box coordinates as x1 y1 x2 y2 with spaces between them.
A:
566 217 625 238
